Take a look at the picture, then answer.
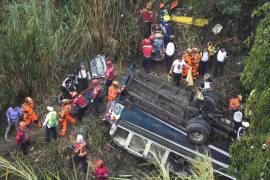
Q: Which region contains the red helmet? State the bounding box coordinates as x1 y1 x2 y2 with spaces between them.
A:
96 159 104 168
106 60 113 66
143 38 151 45
92 79 99 86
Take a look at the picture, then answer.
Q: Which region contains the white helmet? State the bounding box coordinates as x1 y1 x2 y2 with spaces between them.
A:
233 111 243 123
76 135 84 143
47 106 54 112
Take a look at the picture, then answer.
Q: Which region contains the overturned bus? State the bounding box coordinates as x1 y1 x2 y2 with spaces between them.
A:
105 65 237 179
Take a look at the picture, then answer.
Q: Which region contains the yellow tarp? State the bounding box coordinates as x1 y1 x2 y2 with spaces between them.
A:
171 16 209 27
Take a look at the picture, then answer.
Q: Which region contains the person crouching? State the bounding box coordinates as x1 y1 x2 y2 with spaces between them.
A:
16 121 30 155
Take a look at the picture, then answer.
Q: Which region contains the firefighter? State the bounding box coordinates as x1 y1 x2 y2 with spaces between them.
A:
59 99 76 136
105 59 115 89
16 121 30 155
72 92 88 121
229 94 243 111
93 159 109 180
22 97 41 128
91 79 102 116
182 49 193 78
192 48 201 80
140 2 153 38
107 81 125 104
142 38 153 72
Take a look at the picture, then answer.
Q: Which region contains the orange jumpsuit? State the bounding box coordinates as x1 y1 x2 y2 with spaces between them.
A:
182 53 192 77
192 53 201 79
229 98 240 111
107 85 121 104
22 103 38 126
59 104 76 136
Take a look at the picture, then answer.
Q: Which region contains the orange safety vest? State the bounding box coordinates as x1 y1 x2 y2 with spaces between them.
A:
60 104 72 118
108 85 121 103
22 103 38 125
229 98 240 110
182 53 192 77
192 53 201 79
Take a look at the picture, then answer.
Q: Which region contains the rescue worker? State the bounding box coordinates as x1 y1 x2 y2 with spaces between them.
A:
199 48 209 76
182 49 193 78
237 121 249 140
105 58 115 89
170 58 191 86
91 79 102 116
16 121 30 155
5 104 21 140
202 73 213 91
191 48 201 80
207 42 216 69
72 93 88 121
93 159 109 180
60 74 76 99
140 2 153 38
165 38 175 73
69 135 88 174
107 81 125 105
43 106 58 142
59 99 76 136
229 94 242 111
76 62 91 93
22 97 41 128
214 48 227 77
142 38 153 72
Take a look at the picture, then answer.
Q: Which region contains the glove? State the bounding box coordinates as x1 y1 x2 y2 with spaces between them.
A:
90 99 94 103
43 122 46 127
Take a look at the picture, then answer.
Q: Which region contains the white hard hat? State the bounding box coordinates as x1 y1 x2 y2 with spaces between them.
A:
47 106 54 112
76 135 84 143
233 111 243 123
242 121 249 128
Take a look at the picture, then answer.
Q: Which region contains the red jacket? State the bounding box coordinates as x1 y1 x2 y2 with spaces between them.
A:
73 96 88 107
105 65 115 81
16 128 30 145
142 10 153 23
94 166 109 180
143 45 153 57
92 84 102 100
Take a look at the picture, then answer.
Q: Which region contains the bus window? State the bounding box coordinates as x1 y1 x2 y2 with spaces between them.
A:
147 143 166 162
167 152 190 175
128 134 147 155
113 128 129 146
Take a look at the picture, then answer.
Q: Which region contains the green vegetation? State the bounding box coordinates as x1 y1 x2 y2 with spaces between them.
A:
230 2 270 179
0 0 140 108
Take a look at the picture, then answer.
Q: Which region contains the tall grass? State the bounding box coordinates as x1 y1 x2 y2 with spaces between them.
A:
140 149 214 180
0 0 141 108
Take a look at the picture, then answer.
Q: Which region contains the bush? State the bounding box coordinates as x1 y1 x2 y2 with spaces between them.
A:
230 2 270 179
0 0 141 109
